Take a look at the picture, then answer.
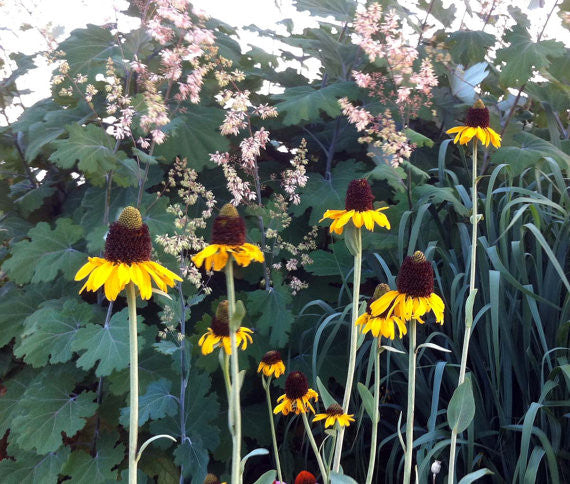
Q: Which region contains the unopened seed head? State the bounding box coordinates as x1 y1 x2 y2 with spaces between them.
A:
472 99 485 109
373 283 391 300
118 206 143 229
215 300 230 324
219 203 239 218
203 474 221 484
412 250 426 263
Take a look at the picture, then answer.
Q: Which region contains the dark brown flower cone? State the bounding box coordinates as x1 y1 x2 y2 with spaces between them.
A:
211 203 246 245
465 99 490 128
104 206 152 263
325 403 344 416
396 250 434 297
345 178 374 211
261 350 282 365
211 300 230 337
285 371 309 399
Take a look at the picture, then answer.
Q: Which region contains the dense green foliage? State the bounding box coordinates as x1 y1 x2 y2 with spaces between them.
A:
0 1 569 483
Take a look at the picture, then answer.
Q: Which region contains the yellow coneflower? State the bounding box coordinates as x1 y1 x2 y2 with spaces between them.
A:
274 371 319 416
313 403 355 428
370 251 445 324
75 206 182 301
320 178 390 234
198 300 253 355
257 350 286 378
356 283 407 339
192 203 264 271
446 99 501 148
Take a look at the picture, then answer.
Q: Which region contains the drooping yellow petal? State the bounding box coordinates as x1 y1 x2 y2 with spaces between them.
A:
90 261 116 291
460 127 476 145
75 260 97 281
370 290 399 316
446 126 464 134
372 209 390 229
362 211 375 231
103 265 121 301
476 127 489 147
192 244 220 268
352 211 363 228
487 128 502 148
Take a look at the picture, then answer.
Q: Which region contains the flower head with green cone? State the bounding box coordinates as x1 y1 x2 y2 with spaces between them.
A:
370 251 444 324
75 206 182 301
198 300 253 355
446 99 501 148
320 178 390 234
356 283 407 339
257 350 286 378
313 403 355 428
192 203 264 271
274 371 319 416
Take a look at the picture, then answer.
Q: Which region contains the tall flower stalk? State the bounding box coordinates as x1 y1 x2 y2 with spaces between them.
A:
446 100 501 482
321 178 391 471
365 340 382 484
74 206 182 482
403 319 417 484
192 203 264 484
258 351 286 483
126 282 139 484
225 258 242 484
332 224 362 472
370 251 445 483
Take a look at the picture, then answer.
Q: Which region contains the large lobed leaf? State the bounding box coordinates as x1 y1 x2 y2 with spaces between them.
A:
14 298 99 368
2 218 85 284
10 365 98 454
49 124 126 184
273 82 360 126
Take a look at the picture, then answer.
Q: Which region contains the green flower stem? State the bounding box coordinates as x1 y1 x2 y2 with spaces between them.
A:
403 319 417 484
448 140 479 483
333 226 362 471
126 282 139 484
225 259 242 484
301 412 328 483
263 376 283 483
365 340 382 484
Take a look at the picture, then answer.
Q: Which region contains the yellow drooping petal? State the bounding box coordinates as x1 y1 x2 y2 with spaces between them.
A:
75 259 97 281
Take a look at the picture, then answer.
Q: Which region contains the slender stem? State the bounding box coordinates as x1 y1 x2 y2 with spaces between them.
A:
126 282 139 484
403 320 417 484
225 260 242 484
333 227 362 471
177 283 187 484
301 412 328 483
264 377 283 483
448 141 478 484
366 342 382 484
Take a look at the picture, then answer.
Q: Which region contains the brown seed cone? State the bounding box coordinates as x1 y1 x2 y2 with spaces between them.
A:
345 178 374 212
211 300 230 337
261 350 282 365
104 207 151 263
465 99 490 128
325 403 344 415
396 250 434 297
211 203 246 245
285 371 309 399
